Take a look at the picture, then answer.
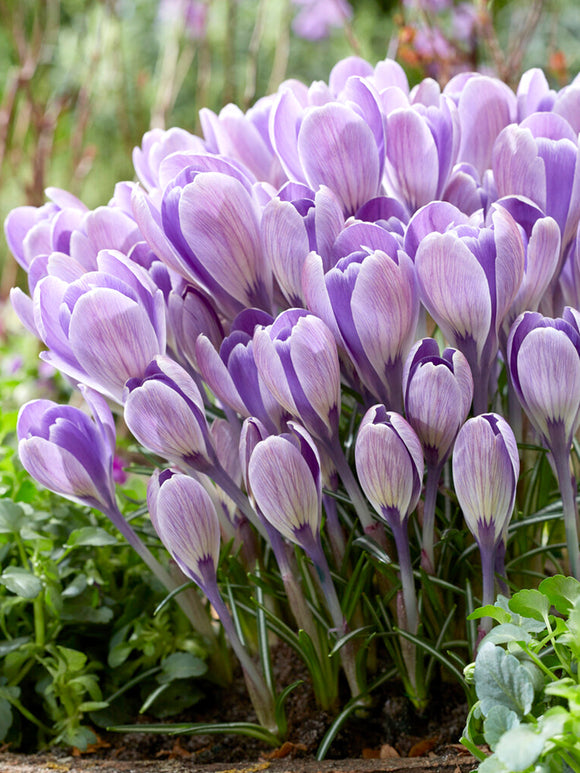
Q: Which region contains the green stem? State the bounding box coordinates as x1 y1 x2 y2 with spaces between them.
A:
421 464 442 573
552 448 580 580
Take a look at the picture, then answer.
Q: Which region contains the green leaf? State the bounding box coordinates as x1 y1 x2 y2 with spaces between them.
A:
483 705 519 750
478 755 510 773
509 589 551 622
108 721 280 746
495 724 548 771
65 527 118 548
539 575 580 615
479 623 532 647
158 652 207 683
468 605 511 624
0 500 24 533
0 636 31 657
0 696 13 740
475 643 535 718
0 566 42 599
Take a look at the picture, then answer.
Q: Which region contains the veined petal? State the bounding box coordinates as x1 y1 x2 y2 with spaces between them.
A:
298 103 381 216
154 472 221 584
385 108 439 211
248 435 320 545
19 436 109 509
178 172 272 310
124 378 210 463
517 326 580 441
416 231 492 358
69 288 163 403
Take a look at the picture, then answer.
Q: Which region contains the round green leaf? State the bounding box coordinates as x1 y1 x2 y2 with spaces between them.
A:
0 567 42 599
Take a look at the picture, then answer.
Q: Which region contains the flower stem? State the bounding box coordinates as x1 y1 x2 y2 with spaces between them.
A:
203 578 278 734
420 464 442 574
552 447 580 580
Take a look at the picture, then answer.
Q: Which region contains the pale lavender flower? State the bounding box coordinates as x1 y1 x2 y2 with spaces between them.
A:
291 0 352 41
452 413 519 626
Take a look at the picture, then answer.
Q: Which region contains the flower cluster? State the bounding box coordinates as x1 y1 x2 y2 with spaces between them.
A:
7 53 580 727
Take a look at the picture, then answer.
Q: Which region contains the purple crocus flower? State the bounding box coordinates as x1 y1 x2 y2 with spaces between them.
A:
124 355 217 473
452 413 519 630
253 309 340 443
270 82 385 216
253 308 375 534
403 339 473 571
383 93 460 213
14 249 166 403
18 388 117 513
304 231 419 411
196 308 287 434
291 0 352 41
248 420 360 697
261 184 344 307
507 309 580 578
355 405 424 689
167 282 224 374
444 73 516 177
492 112 580 283
125 355 262 535
132 127 205 193
415 206 525 413
147 467 277 730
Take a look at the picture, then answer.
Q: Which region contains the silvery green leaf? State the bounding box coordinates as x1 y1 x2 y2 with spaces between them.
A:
475 642 535 717
480 623 532 647
0 695 13 740
495 593 545 632
478 754 510 773
495 724 545 770
484 705 519 750
0 567 42 599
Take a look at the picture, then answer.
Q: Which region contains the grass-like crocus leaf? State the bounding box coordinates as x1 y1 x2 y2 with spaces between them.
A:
108 720 280 746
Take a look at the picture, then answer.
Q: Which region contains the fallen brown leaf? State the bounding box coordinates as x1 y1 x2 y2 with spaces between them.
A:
408 738 438 757
380 744 400 759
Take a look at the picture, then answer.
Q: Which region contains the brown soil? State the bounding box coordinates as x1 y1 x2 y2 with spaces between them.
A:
1 644 475 772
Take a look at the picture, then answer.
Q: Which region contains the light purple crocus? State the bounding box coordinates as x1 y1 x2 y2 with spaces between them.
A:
403 339 473 571
13 249 166 404
452 413 519 630
355 406 424 634
18 388 118 513
304 231 419 411
507 309 580 578
17 388 212 635
248 420 360 697
196 308 287 434
415 206 525 413
492 112 580 282
261 184 344 307
147 467 277 731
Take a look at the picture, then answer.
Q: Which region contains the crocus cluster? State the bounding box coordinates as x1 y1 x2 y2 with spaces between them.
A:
7 53 580 724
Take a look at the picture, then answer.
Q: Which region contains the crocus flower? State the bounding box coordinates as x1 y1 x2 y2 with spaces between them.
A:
383 93 460 213
261 184 344 307
355 406 424 633
125 355 261 534
452 413 519 627
124 355 217 472
13 249 166 404
248 421 360 698
403 339 473 570
17 388 212 635
18 388 118 513
148 468 277 731
415 206 525 413
167 282 224 374
304 233 419 410
196 308 287 434
507 309 580 578
253 308 373 532
492 112 580 280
